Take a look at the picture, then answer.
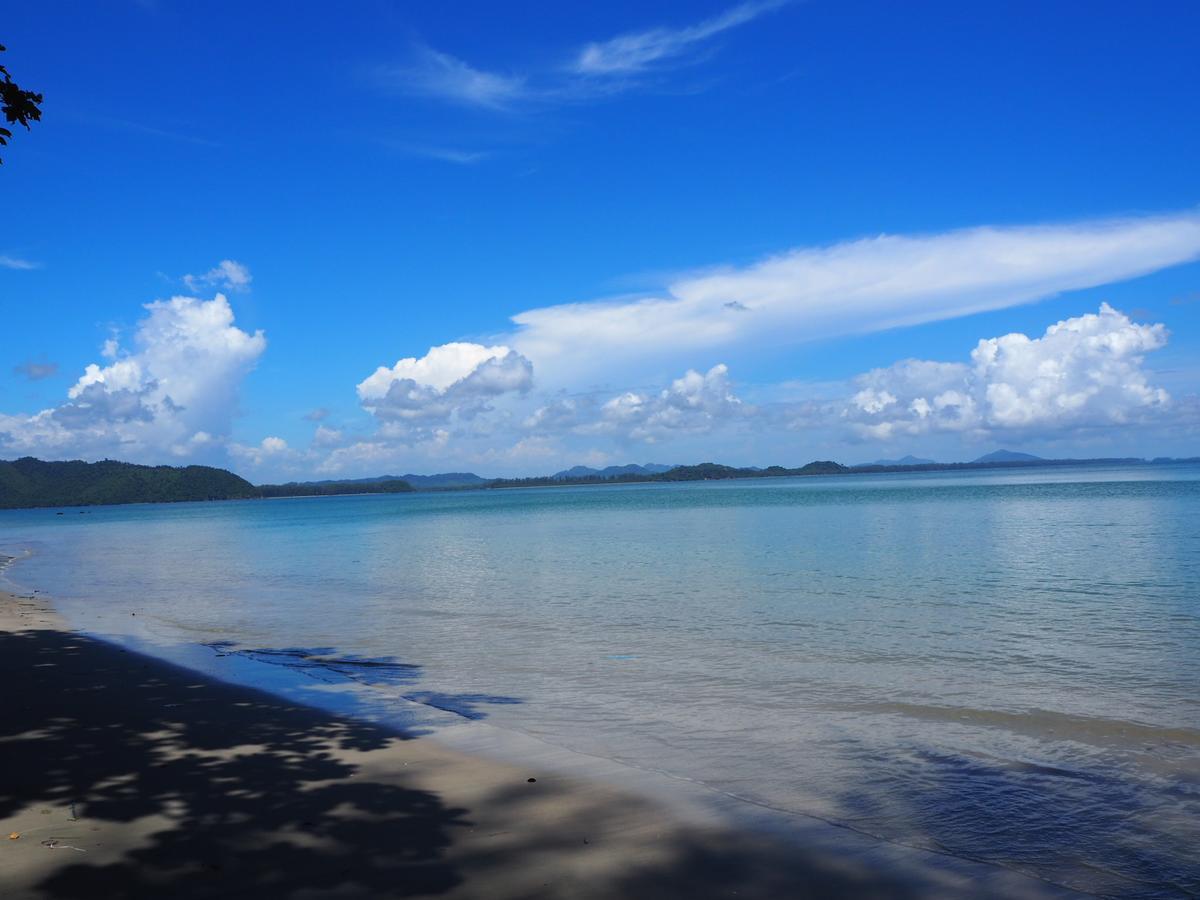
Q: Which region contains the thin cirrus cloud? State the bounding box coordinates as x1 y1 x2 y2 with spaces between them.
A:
377 46 528 111
383 140 491 165
507 210 1200 385
573 0 787 75
1 254 40 270
80 113 222 148
378 2 785 111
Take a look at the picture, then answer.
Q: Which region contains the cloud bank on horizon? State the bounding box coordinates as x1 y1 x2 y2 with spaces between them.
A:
2 210 1199 478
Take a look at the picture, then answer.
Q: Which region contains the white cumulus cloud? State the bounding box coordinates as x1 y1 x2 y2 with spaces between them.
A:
229 435 294 468
841 304 1171 440
357 342 534 435
312 425 344 448
0 294 266 461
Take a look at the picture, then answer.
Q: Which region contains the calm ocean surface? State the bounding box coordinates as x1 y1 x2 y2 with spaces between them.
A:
3 464 1199 897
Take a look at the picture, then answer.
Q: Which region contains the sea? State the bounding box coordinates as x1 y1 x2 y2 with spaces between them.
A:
2 462 1198 897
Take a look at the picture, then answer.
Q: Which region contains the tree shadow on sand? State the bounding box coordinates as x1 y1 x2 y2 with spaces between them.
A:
0 627 481 898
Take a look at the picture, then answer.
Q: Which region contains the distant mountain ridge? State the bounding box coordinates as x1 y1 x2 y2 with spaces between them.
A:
303 472 488 489
398 472 489 488
869 455 936 466
972 449 1043 463
492 460 848 488
551 463 674 480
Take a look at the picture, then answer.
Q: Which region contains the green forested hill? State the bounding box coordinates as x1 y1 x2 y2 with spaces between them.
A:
657 461 848 480
0 457 259 509
256 479 414 498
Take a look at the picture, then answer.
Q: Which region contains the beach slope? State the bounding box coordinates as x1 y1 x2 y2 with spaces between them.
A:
0 591 1075 899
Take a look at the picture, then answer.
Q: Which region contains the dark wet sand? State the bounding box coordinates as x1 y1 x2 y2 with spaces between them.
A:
0 590 1079 899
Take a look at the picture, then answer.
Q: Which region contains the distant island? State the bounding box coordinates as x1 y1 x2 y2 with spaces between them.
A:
867 455 937 467
1 451 1197 509
290 472 488 490
972 449 1043 463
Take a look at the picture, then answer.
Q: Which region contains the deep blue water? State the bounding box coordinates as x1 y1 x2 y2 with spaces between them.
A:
2 463 1198 897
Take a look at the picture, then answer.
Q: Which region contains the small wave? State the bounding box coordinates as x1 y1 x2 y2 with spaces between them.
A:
842 700 1200 750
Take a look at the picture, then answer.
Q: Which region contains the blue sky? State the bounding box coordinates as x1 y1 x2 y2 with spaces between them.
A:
2 0 1199 479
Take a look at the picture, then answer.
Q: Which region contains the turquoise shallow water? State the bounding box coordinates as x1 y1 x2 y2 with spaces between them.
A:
2 463 1199 897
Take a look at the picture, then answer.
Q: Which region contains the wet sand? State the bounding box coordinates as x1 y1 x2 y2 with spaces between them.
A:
0 590 1080 899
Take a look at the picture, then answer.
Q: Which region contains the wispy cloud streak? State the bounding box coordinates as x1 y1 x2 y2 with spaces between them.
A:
0 254 40 270
574 1 786 75
87 115 221 147
377 46 527 110
384 141 491 165
377 2 786 112
509 211 1200 384
182 260 253 294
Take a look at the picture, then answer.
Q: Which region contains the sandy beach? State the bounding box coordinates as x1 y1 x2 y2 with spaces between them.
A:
0 588 1083 899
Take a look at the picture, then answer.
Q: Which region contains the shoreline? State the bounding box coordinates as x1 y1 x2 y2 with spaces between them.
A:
0 586 1084 898
4 456 1194 512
